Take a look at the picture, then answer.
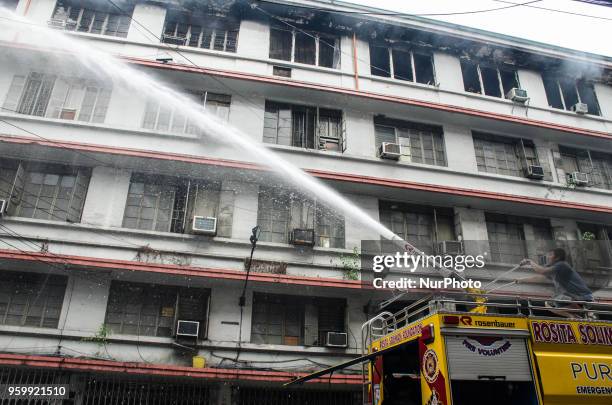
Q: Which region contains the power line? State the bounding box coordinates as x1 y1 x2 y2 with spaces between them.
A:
493 0 612 20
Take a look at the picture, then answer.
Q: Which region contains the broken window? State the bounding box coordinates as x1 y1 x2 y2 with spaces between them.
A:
50 0 132 38
0 159 90 222
460 60 519 99
379 202 455 254
558 146 612 190
251 293 346 346
105 280 210 339
542 74 601 115
142 91 231 134
374 116 446 166
473 132 551 180
269 25 340 69
0 271 67 328
486 214 552 264
162 11 239 52
263 101 345 152
370 44 436 85
122 174 234 237
256 187 345 248
2 72 112 123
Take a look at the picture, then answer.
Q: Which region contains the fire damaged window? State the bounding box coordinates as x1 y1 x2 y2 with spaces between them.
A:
542 75 601 115
2 72 111 123
251 293 346 347
473 132 552 180
162 11 239 52
49 0 132 38
257 187 345 248
460 60 519 99
379 202 455 254
369 45 436 85
269 25 341 69
486 213 552 264
557 146 612 190
105 281 210 339
0 271 67 329
0 159 90 223
142 91 231 134
263 101 345 152
122 174 234 237
374 116 446 166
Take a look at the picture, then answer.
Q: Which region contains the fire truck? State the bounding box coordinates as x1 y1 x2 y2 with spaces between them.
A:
286 293 612 405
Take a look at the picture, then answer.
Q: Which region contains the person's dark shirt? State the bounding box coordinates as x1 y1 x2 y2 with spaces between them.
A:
547 260 593 301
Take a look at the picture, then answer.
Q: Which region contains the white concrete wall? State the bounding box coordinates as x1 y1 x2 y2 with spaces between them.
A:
127 3 167 44
81 167 132 227
517 69 548 107
433 52 463 92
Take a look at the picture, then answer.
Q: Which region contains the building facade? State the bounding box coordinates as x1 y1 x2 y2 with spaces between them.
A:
0 0 610 403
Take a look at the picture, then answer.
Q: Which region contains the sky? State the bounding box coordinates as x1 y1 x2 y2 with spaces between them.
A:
344 0 612 57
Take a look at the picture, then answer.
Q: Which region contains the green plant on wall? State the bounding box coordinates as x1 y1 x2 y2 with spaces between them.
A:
339 247 361 280
82 324 111 358
581 231 596 241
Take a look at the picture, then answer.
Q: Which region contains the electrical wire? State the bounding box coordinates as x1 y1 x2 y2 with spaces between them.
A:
495 0 612 20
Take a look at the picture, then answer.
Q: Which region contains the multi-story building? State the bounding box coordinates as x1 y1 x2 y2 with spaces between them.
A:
0 0 610 403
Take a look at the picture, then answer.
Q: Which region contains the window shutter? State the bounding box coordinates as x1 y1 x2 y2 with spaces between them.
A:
217 186 235 238
6 163 25 216
67 169 90 223
78 86 99 122
374 125 396 150
341 118 347 153
536 146 553 181
46 78 71 119
91 87 111 123
2 75 26 113
142 99 159 129
303 302 318 346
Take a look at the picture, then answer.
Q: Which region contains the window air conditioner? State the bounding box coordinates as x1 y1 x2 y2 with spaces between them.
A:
162 34 187 45
525 164 545 180
0 199 6 216
176 320 200 338
568 172 589 186
572 103 588 114
379 142 401 160
289 228 315 246
192 216 217 235
438 240 463 255
506 88 529 103
325 332 348 348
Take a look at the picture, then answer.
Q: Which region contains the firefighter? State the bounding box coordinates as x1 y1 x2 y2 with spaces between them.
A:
518 247 594 318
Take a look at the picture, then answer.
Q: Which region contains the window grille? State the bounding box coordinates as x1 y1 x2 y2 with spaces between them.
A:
269 25 340 69
104 280 209 339
50 0 132 37
0 271 67 328
558 146 612 190
486 213 552 264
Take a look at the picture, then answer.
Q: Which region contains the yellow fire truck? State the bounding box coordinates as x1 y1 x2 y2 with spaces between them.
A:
286 293 612 405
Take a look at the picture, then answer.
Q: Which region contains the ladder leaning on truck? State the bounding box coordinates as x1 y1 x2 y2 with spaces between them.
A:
285 293 612 405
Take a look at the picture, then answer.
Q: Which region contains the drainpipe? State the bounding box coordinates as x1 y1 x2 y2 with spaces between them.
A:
352 32 359 90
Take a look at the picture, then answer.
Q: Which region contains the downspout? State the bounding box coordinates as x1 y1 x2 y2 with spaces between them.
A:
352 32 359 90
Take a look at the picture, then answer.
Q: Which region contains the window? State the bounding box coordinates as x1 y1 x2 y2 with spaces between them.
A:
122 174 234 237
473 132 551 179
50 0 132 38
162 11 239 52
370 45 436 85
263 101 345 152
542 75 601 115
558 146 612 190
379 202 455 254
269 25 340 69
374 116 446 166
0 271 67 328
486 213 552 264
105 281 209 339
251 293 346 346
142 91 231 134
460 60 519 99
0 159 90 223
2 72 112 123
257 187 345 248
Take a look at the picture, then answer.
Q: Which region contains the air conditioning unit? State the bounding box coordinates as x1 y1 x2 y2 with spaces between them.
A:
325 332 348 348
438 240 463 255
572 102 588 114
0 199 6 216
192 216 217 236
379 142 401 160
290 228 315 246
176 320 200 338
525 164 545 179
568 171 589 186
506 88 529 103
162 34 187 45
